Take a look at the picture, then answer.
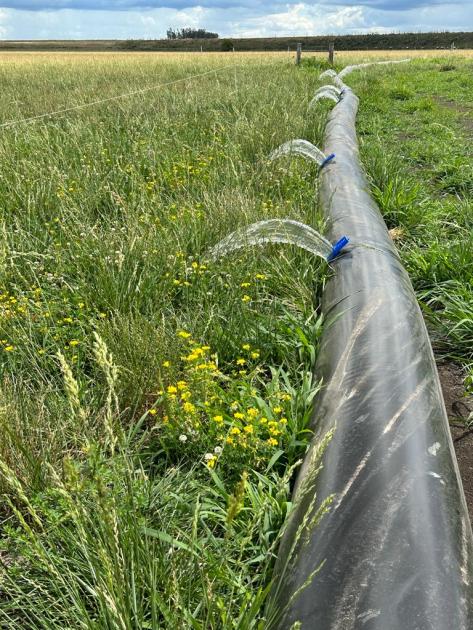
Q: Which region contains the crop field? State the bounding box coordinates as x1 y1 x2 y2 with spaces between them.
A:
0 50 471 627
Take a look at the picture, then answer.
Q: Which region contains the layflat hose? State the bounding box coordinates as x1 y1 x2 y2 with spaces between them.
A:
270 80 473 628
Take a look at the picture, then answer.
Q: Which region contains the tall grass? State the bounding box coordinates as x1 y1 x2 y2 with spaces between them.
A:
353 55 473 394
2 51 470 626
0 52 332 625
0 339 331 628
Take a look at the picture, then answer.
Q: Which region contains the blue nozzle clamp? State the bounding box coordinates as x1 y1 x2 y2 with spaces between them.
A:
320 153 336 170
327 236 349 262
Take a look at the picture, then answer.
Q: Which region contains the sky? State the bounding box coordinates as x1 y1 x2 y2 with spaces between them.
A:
0 0 471 40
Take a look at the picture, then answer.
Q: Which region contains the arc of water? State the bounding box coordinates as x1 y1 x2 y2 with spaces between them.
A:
269 139 328 167
309 86 341 109
319 69 338 79
209 219 333 262
317 85 341 97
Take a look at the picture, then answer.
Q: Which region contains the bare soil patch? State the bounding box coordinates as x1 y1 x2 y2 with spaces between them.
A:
438 361 473 521
433 95 473 136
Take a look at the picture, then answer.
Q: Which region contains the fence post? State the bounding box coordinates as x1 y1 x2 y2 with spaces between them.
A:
328 42 334 65
296 42 302 66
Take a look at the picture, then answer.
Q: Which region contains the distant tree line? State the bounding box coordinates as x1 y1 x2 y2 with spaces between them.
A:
1 31 472 53
126 30 473 52
166 28 218 40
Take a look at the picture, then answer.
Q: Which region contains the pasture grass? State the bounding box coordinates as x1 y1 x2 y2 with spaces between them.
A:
0 50 471 627
0 52 330 627
348 55 473 401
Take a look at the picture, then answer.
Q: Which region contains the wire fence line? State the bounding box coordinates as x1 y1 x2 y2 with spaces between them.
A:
0 62 243 131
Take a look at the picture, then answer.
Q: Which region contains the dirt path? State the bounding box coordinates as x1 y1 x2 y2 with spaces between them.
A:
438 362 473 521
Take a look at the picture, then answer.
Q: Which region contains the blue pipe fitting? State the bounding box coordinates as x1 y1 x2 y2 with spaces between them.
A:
327 236 349 262
320 153 336 170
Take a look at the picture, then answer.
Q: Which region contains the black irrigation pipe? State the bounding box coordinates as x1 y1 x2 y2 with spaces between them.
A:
270 74 473 628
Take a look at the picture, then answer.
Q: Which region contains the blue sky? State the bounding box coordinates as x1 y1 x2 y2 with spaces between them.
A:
0 1 471 39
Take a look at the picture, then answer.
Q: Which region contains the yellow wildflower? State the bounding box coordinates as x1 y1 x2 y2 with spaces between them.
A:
236 358 246 366
183 402 196 413
178 331 191 339
230 427 241 435
267 438 278 447
204 453 217 469
213 415 224 424
243 425 254 434
273 406 283 414
69 340 80 347
242 295 251 303
247 407 258 418
233 412 244 420
167 385 178 394
195 363 208 370
162 360 171 368
4 346 14 352
149 409 157 416
242 344 251 351
177 380 188 390
240 282 251 288
251 351 260 359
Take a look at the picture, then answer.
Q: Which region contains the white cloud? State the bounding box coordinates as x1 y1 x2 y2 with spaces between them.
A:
0 8 9 37
0 2 471 40
173 6 209 28
231 4 367 38
329 7 365 29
